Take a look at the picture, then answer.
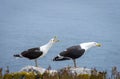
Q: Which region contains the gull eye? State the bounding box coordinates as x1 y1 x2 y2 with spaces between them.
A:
51 39 55 42
53 40 54 42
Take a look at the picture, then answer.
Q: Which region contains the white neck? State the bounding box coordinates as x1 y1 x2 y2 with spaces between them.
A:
40 41 54 57
80 42 96 51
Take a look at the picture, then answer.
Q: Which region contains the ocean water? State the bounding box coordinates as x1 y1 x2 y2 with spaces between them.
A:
0 0 120 72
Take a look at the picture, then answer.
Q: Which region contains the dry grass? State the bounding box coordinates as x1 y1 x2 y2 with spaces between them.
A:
0 66 120 79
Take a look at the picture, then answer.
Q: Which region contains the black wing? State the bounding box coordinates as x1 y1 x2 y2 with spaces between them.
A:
21 47 43 59
60 45 85 59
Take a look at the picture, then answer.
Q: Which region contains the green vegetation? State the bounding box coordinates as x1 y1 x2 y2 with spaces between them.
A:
0 66 120 79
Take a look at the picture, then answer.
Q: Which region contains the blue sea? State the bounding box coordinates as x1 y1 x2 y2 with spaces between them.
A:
0 0 120 73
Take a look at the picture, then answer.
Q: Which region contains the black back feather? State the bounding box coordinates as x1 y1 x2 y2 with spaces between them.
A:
21 47 43 59
60 45 85 59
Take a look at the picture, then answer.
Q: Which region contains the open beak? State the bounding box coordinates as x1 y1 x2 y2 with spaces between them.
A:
96 43 101 47
53 36 60 42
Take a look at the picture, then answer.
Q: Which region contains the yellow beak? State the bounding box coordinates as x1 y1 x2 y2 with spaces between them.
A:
53 36 60 42
96 43 101 47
